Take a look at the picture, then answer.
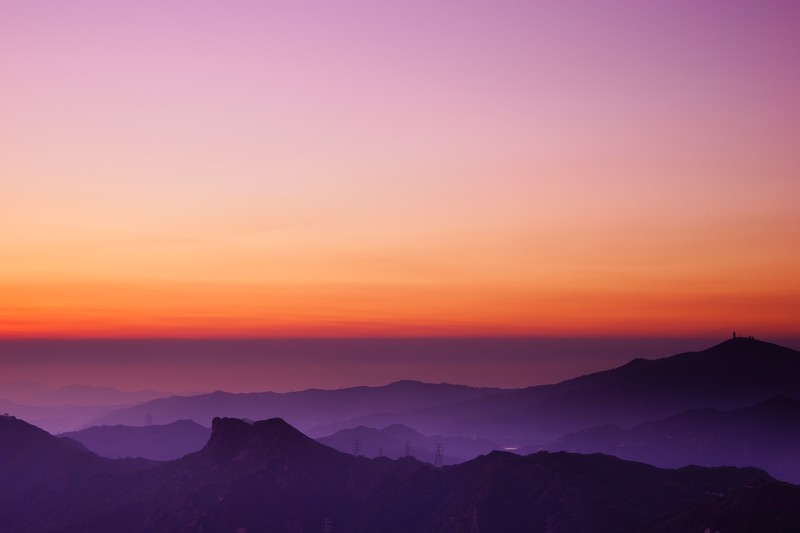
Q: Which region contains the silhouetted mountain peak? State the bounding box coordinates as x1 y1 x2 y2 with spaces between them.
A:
382 423 425 438
704 336 796 357
209 416 298 443
204 417 330 463
386 379 426 387
209 416 252 440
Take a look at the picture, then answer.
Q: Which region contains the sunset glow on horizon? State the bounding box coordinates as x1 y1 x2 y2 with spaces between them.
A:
3 1 799 339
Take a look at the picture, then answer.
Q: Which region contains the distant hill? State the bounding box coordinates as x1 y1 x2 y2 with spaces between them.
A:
61 420 211 461
0 397 129 435
24 337 800 445
0 381 50 403
1 414 792 532
0 383 172 434
530 395 800 484
328 337 800 444
27 384 168 407
317 423 499 464
62 420 496 463
92 380 512 435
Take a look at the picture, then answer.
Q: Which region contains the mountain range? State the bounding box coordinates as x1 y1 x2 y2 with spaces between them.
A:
3 413 798 532
0 382 168 407
87 337 800 448
317 423 500 464
536 394 800 484
3 337 800 530
59 420 498 465
0 383 171 434
43 337 800 484
91 380 510 435
327 337 800 444
61 419 211 461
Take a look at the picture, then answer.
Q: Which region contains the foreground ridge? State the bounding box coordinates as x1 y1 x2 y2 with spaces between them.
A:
2 414 798 533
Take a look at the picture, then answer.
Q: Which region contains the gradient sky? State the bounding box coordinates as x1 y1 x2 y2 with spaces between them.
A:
2 0 799 339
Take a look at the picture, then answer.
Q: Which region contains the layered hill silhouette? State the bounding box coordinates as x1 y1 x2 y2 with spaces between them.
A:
322 337 800 444
0 397 115 434
0 383 171 434
318 423 500 464
60 420 496 463
89 338 800 449
537 395 800 483
0 382 167 407
2 413 796 532
15 336 797 494
92 380 511 435
61 419 211 461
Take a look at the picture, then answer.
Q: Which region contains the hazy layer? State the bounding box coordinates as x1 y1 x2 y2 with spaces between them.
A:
4 336 794 394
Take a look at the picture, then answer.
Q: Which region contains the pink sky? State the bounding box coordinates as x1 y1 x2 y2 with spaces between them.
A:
1 1 799 338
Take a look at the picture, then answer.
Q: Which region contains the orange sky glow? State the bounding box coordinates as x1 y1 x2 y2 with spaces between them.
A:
2 1 799 339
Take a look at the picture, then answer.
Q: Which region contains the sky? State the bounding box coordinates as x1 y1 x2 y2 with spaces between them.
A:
2 0 799 342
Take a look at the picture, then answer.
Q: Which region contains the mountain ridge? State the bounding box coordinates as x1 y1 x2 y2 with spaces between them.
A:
333 337 800 443
3 413 794 532
81 338 800 447
60 419 210 460
539 394 800 483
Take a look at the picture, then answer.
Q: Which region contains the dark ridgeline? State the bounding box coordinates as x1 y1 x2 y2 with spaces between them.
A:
2 413 800 532
538 395 800 484
59 420 496 465
0 414 158 533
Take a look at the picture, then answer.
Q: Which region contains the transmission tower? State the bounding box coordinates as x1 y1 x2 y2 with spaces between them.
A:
469 507 480 533
544 515 557 533
321 517 332 533
352 439 361 457
404 440 412 457
433 443 444 468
